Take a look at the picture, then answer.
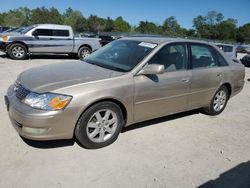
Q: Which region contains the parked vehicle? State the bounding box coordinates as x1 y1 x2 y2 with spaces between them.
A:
0 24 101 60
215 43 237 59
79 33 115 46
2 27 26 34
2 27 18 33
5 37 245 148
98 35 114 46
0 26 12 33
236 45 250 54
241 54 250 67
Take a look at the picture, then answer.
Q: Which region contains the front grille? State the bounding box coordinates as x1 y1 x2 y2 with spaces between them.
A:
14 83 30 100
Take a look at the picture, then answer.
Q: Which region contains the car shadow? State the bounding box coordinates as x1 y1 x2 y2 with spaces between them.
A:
122 109 200 133
21 137 75 149
198 161 250 188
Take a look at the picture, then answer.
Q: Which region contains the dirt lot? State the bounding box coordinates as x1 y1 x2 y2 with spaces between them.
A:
0 53 249 188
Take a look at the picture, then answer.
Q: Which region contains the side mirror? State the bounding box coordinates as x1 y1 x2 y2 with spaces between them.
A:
138 64 165 75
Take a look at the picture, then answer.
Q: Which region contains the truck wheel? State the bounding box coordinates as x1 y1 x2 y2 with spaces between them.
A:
78 46 91 60
75 102 124 149
8 43 28 60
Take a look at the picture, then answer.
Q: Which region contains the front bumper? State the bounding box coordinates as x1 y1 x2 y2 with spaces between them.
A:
5 85 77 140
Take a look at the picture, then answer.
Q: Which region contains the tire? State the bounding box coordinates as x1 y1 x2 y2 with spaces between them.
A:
75 102 124 149
203 85 229 115
8 43 28 60
78 46 91 60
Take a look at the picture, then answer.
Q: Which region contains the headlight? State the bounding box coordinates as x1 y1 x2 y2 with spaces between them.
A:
0 36 9 42
23 92 72 111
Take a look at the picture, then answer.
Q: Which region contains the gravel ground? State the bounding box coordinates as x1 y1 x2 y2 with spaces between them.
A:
0 53 249 188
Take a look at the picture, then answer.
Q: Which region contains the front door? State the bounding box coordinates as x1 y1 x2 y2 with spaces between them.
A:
134 43 191 122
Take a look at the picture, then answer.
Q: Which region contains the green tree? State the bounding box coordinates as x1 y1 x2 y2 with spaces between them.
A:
3 7 31 27
163 16 184 36
136 21 161 34
216 18 237 41
104 17 115 32
88 15 106 33
114 16 131 32
30 7 63 25
193 11 238 41
237 23 250 43
63 8 88 32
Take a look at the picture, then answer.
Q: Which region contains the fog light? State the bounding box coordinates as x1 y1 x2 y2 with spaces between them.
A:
22 127 48 134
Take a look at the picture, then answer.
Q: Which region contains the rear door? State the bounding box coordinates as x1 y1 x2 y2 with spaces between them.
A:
188 43 223 109
51 29 74 53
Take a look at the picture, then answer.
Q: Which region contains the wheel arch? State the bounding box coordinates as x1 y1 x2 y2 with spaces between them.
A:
78 44 92 53
75 98 128 129
7 41 29 53
221 82 232 98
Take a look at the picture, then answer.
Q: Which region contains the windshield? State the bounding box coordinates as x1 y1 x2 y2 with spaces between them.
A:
21 25 35 34
85 40 157 72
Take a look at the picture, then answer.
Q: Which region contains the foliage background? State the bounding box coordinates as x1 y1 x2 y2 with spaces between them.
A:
0 7 249 43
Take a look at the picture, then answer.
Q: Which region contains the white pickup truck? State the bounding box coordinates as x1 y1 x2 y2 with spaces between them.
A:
0 24 102 60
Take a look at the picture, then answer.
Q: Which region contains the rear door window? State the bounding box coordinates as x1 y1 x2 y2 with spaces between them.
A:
191 44 218 69
53 29 70 37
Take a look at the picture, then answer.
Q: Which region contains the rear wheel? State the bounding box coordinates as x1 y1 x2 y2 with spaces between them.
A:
75 102 124 149
8 43 28 60
203 85 229 115
78 46 91 60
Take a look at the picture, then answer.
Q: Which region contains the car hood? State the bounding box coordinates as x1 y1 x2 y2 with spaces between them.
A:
18 61 124 93
1 32 22 37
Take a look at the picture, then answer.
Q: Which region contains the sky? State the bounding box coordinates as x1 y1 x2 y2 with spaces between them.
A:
0 0 249 28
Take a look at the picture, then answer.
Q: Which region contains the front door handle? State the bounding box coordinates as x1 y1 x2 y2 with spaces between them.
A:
181 78 190 83
217 73 222 77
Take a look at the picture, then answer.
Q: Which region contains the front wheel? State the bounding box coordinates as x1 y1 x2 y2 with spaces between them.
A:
203 85 229 115
8 43 28 60
78 46 91 60
75 102 124 149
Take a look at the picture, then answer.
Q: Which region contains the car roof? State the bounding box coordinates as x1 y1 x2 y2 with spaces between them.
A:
33 24 72 30
121 36 213 45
